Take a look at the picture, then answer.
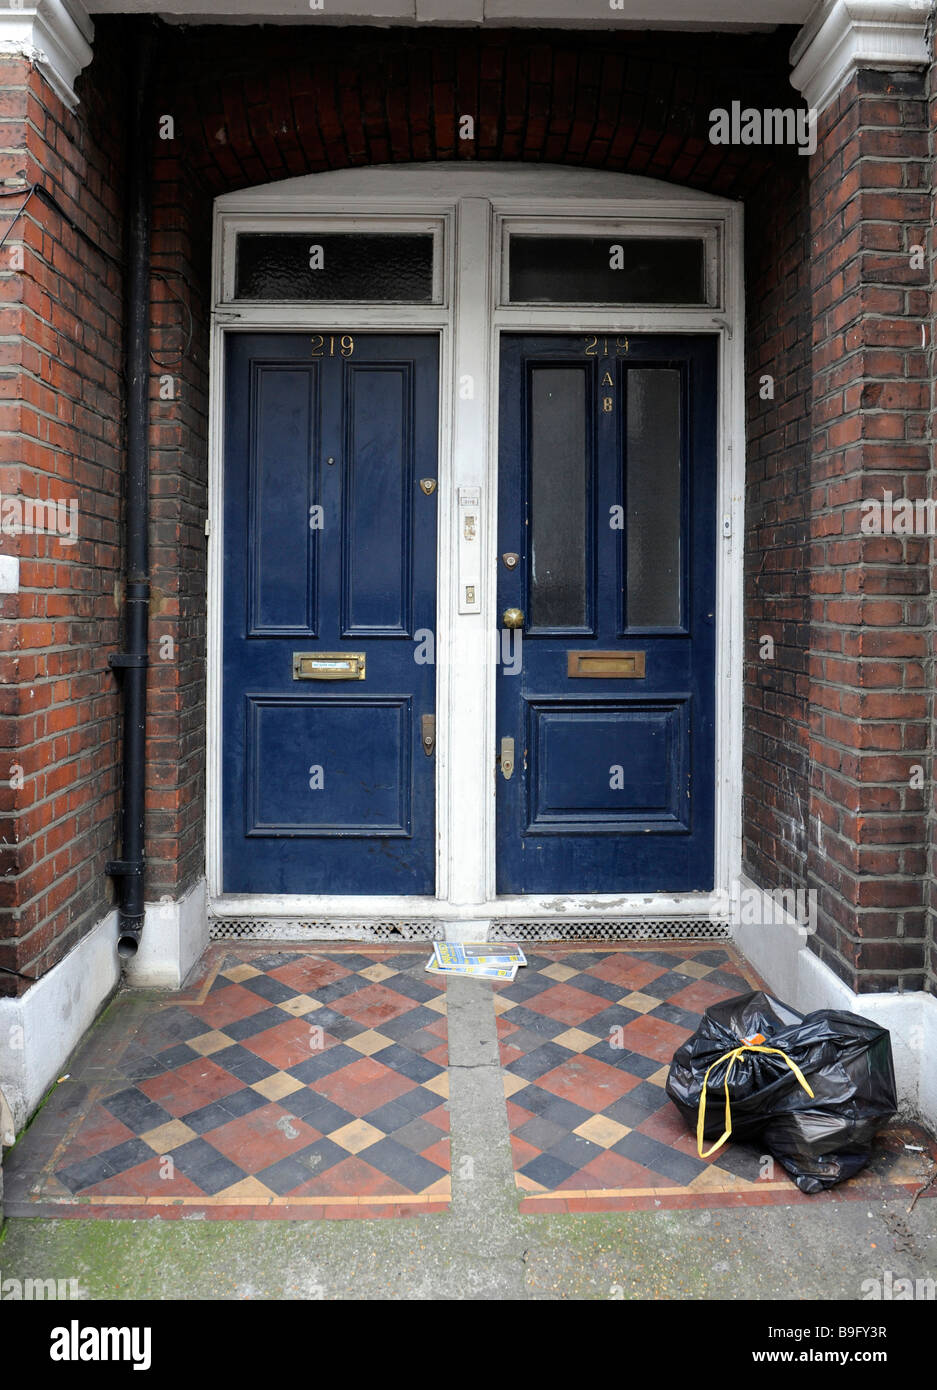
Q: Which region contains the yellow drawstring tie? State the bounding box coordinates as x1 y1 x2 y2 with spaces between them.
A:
696 1044 815 1158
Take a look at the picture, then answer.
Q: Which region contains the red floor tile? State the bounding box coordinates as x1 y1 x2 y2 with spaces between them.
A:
82 1157 206 1200
584 954 669 990
334 983 421 1027
242 1016 331 1070
207 1104 322 1169
527 983 614 1026
312 1056 417 1114
562 1148 678 1190
506 1100 536 1128
138 1056 244 1115
614 1013 693 1063
265 957 351 992
421 1138 451 1169
668 978 743 1013
295 1155 411 1199
510 1134 543 1167
536 1053 642 1108
190 982 277 1031
422 1104 450 1132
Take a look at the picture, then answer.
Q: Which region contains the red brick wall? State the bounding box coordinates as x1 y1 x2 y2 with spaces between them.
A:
0 40 128 995
743 160 813 898
12 19 931 1000
805 68 932 994
146 137 212 899
923 46 928 1000
166 25 793 199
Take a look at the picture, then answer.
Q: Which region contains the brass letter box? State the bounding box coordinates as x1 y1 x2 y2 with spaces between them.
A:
292 652 366 681
566 650 646 679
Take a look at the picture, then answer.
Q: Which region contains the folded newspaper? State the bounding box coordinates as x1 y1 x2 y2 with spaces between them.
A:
425 941 527 981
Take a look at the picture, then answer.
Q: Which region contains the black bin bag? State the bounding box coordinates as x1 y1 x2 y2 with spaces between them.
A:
666 991 897 1194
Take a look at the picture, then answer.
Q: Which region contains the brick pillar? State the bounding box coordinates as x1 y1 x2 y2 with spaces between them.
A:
0 45 126 993
146 113 211 901
804 67 932 992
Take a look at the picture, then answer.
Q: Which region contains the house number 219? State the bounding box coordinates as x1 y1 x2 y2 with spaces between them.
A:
584 336 629 356
311 334 355 357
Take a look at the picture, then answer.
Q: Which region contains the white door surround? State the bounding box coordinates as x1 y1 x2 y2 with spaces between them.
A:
206 163 745 929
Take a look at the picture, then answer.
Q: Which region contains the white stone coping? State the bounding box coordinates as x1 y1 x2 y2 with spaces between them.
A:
0 0 93 110
790 0 933 114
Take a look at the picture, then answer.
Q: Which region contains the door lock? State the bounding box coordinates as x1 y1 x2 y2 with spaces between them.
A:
421 713 436 757
499 736 515 779
502 552 519 570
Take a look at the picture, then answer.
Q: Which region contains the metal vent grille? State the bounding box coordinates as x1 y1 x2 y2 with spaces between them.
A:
209 916 729 943
489 918 729 942
208 917 438 942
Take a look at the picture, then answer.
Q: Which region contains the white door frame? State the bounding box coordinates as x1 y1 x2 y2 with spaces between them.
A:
205 164 745 926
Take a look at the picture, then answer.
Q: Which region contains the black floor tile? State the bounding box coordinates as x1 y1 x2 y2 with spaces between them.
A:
211 1044 277 1085
245 952 302 973
181 1101 240 1135
307 1007 363 1041
613 1130 708 1184
102 1087 173 1134
287 1043 360 1084
223 1007 290 1041
56 1154 119 1194
96 1137 155 1174
358 1136 444 1192
372 1005 441 1040
311 976 373 1005
170 1138 246 1195
391 1117 443 1154
514 1115 569 1152
242 974 299 1005
576 1004 640 1038
519 1152 577 1187
543 1131 604 1170
154 1043 200 1070
379 973 440 1004
219 1087 270 1119
506 1041 572 1081
394 1026 444 1055
394 1086 443 1118
119 1051 167 1083
255 1140 346 1195
603 1083 671 1128
566 973 629 1003
500 1004 568 1038
651 1001 701 1030
283 1092 354 1132
362 1098 420 1134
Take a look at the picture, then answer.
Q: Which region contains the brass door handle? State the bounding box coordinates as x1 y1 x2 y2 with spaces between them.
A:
501 608 524 629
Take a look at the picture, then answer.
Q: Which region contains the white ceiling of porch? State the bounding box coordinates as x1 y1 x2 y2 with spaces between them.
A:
82 0 815 31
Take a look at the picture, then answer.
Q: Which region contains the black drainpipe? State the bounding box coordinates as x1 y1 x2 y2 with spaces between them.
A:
106 22 156 960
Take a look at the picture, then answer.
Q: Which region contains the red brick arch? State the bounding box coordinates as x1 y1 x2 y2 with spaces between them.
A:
161 24 799 200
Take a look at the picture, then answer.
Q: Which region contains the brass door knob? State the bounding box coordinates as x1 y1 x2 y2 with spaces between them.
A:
501 608 525 629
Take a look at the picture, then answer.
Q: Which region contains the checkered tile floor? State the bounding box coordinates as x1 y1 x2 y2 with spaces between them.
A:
6 939 933 1221
496 944 934 1214
8 945 451 1219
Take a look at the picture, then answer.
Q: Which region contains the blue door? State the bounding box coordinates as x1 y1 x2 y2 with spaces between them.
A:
222 332 439 894
496 334 717 894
